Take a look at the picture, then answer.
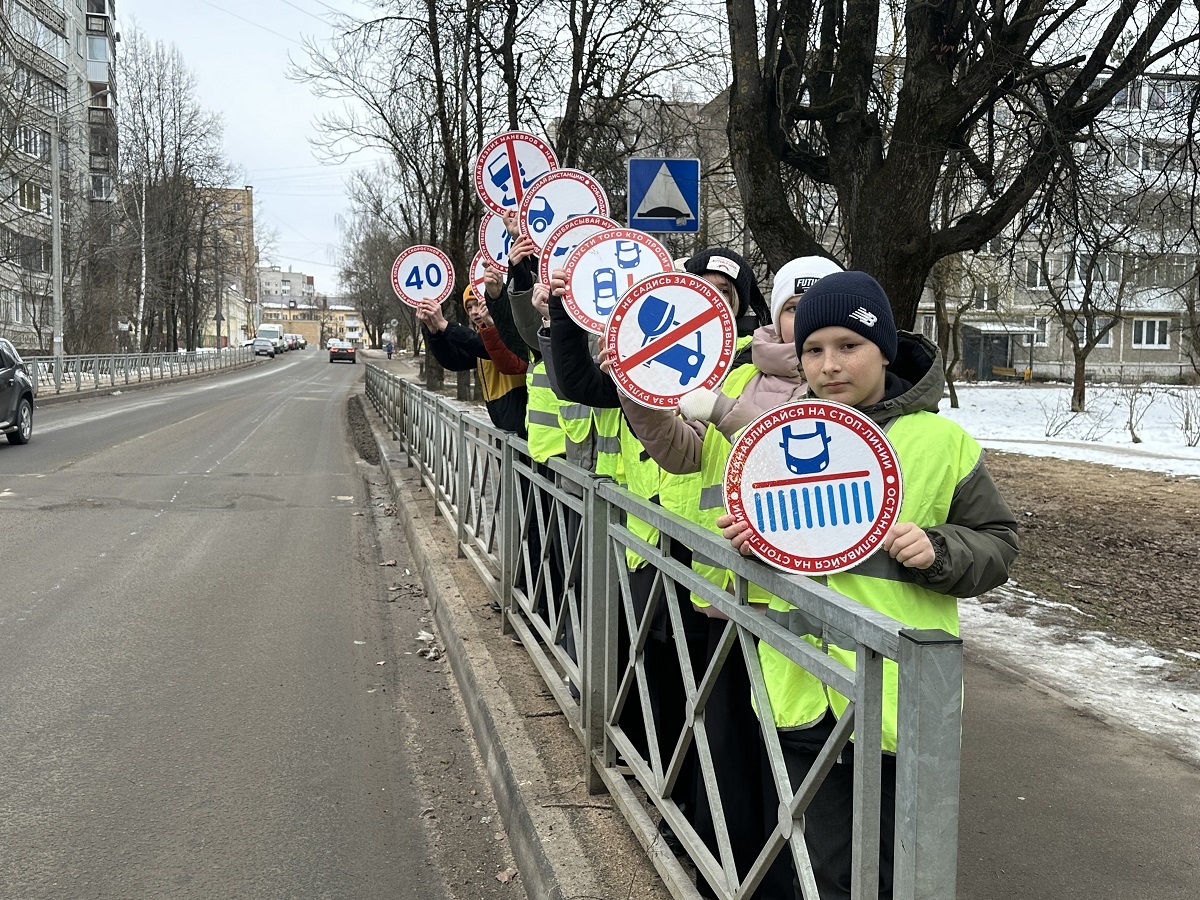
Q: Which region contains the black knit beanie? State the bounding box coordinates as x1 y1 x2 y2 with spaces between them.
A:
793 271 898 362
684 248 770 327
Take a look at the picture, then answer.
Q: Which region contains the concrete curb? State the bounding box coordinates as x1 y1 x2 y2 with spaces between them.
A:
369 408 612 900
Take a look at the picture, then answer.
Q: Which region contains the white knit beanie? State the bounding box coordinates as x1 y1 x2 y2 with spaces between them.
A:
770 256 844 325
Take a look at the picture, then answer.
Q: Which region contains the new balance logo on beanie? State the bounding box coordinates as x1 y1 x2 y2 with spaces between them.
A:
792 271 898 362
849 307 878 328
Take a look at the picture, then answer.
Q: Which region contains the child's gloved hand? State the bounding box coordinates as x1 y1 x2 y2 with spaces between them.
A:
678 387 719 422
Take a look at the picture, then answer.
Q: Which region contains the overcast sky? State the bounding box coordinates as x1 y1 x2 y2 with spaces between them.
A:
117 0 382 296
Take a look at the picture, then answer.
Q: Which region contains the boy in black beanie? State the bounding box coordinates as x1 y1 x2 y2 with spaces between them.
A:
719 270 1019 900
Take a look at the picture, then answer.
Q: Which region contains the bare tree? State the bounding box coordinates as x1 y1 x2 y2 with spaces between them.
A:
724 0 1200 328
118 29 237 351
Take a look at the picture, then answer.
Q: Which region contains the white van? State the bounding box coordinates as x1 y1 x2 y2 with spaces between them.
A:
255 323 287 352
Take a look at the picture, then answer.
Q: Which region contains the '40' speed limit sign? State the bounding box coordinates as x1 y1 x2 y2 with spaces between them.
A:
391 245 455 308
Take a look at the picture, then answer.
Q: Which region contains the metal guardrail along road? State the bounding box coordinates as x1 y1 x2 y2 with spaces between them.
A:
366 364 964 900
25 347 256 396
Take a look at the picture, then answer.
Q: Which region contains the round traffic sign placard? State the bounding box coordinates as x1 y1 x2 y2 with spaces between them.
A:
538 214 618 287
474 131 558 216
605 272 737 407
478 212 512 273
391 245 455 309
517 169 609 251
469 251 489 300
723 401 903 575
562 228 672 334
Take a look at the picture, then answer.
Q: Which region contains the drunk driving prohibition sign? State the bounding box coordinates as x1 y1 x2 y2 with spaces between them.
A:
723 401 904 575
391 245 455 308
474 131 559 216
605 272 736 409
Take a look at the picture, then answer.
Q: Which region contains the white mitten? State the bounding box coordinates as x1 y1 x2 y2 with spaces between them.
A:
678 387 719 422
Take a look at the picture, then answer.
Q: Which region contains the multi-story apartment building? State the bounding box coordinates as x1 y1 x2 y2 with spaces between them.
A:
257 264 316 304
0 0 119 353
929 73 1198 383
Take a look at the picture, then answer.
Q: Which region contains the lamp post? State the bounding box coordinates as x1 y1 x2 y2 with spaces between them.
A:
50 89 110 390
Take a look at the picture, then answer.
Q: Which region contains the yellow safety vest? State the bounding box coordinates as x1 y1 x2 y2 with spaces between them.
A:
525 362 566 463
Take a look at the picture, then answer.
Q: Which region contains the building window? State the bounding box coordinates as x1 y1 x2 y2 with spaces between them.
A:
972 282 1002 311
87 35 109 62
91 174 113 201
1072 317 1113 348
16 125 50 160
920 314 937 342
1131 318 1170 349
1090 253 1122 284
1021 316 1048 347
1111 79 1140 110
17 179 45 213
1025 257 1051 289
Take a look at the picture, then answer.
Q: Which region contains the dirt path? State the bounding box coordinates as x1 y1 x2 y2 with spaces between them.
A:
983 449 1200 674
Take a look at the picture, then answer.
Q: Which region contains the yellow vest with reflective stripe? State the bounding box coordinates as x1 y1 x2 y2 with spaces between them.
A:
594 406 623 480
620 415 661 569
816 411 977 752
558 402 593 445
692 361 828 731
525 362 566 463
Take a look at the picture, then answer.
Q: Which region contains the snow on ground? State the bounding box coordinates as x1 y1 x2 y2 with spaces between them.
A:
940 381 1200 477
962 587 1200 765
942 382 1200 761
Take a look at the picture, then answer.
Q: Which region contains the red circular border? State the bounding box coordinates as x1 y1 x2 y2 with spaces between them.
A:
561 228 673 333
517 169 610 247
391 245 455 309
477 213 510 274
604 271 737 408
538 214 618 286
473 132 558 216
723 401 903 575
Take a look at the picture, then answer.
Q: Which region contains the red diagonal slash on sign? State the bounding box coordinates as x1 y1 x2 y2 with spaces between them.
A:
506 142 523 204
622 305 721 369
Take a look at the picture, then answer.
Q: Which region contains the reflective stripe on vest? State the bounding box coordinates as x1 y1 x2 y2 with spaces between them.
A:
620 414 661 569
558 402 593 444
593 407 623 480
525 362 566 463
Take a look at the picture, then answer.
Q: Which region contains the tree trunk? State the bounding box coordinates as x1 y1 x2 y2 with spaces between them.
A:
1071 354 1088 412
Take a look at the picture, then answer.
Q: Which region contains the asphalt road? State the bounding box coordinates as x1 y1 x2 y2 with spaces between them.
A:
0 352 511 899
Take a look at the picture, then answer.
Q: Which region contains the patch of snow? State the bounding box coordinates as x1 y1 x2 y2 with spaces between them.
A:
962 587 1200 764
941 384 1200 477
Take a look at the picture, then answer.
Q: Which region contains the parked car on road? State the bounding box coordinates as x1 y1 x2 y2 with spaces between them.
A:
328 339 356 364
0 337 34 445
252 337 276 358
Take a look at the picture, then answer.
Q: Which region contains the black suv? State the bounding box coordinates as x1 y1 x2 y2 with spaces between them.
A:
0 337 34 445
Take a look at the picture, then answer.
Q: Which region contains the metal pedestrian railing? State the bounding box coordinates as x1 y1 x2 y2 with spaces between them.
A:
25 347 256 397
366 364 964 900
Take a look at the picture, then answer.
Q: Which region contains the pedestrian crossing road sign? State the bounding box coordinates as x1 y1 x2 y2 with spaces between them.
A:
627 158 700 233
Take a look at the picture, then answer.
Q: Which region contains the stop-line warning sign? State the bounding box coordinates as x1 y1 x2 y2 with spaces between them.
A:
723 401 903 574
